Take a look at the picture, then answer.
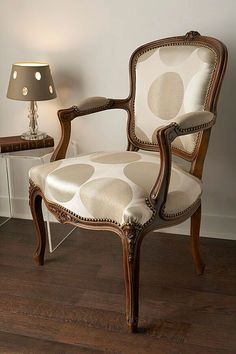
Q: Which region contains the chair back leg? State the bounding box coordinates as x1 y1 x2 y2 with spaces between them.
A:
190 203 205 275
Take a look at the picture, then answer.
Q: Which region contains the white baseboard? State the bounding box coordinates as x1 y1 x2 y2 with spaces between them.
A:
163 213 236 240
0 196 235 240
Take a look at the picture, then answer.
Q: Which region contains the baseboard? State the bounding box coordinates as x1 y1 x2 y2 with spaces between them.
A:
159 213 236 240
0 196 235 240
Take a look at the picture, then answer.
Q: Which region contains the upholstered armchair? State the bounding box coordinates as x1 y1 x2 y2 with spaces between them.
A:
29 31 227 332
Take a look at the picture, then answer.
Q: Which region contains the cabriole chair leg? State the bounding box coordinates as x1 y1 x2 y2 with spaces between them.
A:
29 187 46 266
122 226 141 333
191 204 205 275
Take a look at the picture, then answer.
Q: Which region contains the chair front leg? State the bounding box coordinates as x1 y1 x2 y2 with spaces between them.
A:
191 203 205 275
29 183 46 266
122 225 141 333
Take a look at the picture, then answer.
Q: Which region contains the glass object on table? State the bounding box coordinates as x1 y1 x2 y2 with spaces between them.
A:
0 154 11 226
0 147 76 252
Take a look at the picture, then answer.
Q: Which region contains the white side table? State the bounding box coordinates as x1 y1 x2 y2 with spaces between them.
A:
0 147 76 252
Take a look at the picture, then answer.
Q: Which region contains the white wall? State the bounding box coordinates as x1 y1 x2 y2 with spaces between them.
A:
0 0 235 239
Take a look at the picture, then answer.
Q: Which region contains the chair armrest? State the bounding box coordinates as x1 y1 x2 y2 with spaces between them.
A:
173 111 215 135
51 96 129 162
73 96 113 115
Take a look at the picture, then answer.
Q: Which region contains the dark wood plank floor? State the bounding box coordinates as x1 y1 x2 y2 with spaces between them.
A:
0 218 235 353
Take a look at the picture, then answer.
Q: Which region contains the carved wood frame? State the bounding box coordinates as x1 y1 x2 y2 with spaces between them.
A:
29 31 227 332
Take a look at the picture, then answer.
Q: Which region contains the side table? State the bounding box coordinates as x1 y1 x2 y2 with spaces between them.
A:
0 147 76 252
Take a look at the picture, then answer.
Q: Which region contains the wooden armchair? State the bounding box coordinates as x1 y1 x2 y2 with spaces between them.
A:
29 31 227 332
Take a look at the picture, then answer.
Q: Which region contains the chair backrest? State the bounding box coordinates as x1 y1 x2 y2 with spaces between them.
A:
127 31 227 171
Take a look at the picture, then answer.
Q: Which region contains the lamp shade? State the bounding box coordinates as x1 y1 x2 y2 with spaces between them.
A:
7 62 57 101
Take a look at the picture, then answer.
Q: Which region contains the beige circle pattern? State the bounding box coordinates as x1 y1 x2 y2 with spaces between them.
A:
91 151 141 164
47 164 95 202
29 151 202 226
134 45 216 154
124 162 158 193
148 72 184 120
80 177 133 221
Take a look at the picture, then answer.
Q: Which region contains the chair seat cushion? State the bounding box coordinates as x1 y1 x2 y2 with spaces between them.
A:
29 151 202 226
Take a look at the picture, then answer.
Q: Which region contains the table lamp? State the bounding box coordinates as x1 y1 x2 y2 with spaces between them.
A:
7 62 57 140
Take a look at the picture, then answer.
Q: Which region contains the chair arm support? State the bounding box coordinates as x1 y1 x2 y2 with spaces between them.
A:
149 125 176 211
51 96 130 162
149 111 215 213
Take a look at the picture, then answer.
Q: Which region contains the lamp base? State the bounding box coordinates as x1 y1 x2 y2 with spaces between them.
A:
21 101 47 140
21 131 47 140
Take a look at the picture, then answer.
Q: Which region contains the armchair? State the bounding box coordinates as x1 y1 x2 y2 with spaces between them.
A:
29 31 227 332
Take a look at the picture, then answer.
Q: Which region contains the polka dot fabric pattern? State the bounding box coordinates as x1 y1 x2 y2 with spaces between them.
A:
29 151 202 226
134 45 216 154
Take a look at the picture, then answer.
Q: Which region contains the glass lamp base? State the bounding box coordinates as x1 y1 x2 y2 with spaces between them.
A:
21 131 47 140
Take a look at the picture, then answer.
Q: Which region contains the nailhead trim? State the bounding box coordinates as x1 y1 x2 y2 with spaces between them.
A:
175 117 216 134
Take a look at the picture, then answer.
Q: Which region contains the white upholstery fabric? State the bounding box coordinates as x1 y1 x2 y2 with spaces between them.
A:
134 45 216 153
29 151 202 225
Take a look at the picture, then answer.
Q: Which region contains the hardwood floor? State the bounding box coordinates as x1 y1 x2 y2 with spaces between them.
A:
0 218 235 353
